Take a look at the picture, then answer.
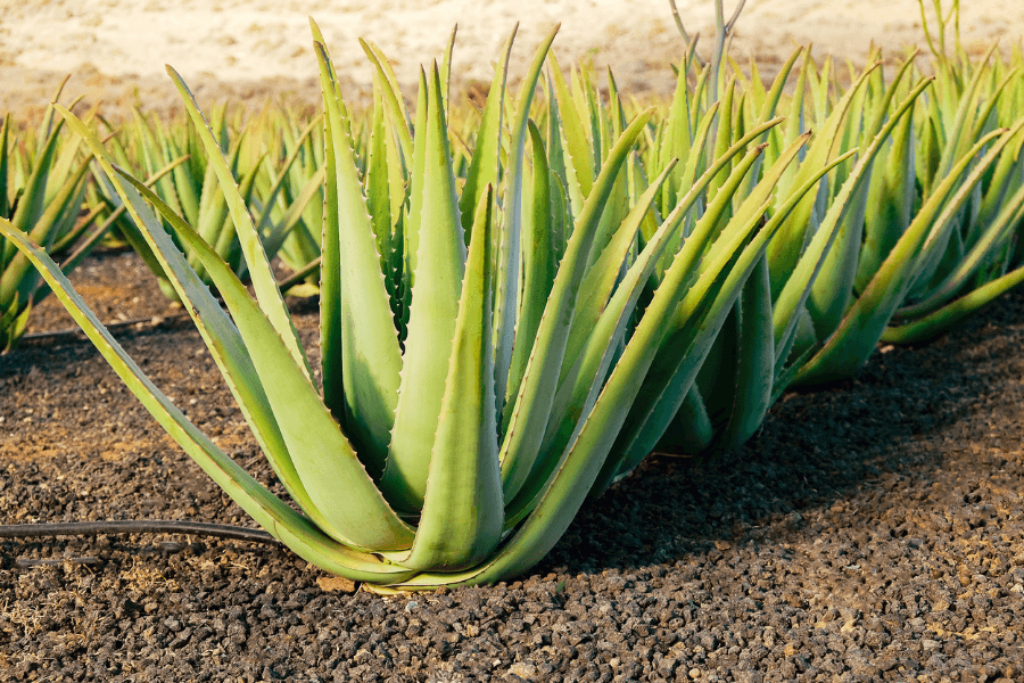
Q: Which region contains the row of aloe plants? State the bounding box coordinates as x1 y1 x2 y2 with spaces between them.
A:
3 11 1024 589
0 86 327 351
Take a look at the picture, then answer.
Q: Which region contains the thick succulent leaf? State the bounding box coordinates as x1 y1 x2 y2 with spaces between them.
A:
388 187 503 571
549 51 596 198
656 387 714 455
316 41 346 419
554 160 678 395
365 91 393 267
253 114 322 239
213 154 263 266
0 114 10 222
505 122 558 422
715 253 774 451
383 64 466 513
492 25 559 422
314 42 403 472
974 125 1024 230
439 25 457 112
0 219 417 584
933 47 998 181
604 194 778 488
882 262 1024 344
404 70 430 300
357 38 413 150
530 160 679 496
459 28 514 235
123 175 415 551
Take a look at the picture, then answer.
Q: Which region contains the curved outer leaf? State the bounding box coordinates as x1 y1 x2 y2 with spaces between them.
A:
60 103 415 554
0 218 416 584
166 67 311 380
881 259 1024 344
124 176 416 552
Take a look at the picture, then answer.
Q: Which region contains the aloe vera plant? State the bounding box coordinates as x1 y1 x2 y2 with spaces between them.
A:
791 87 1024 382
656 52 936 454
649 0 1024 452
0 24 788 589
878 27 1024 343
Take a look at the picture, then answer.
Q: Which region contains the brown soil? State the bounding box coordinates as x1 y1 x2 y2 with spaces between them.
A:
1 251 1023 681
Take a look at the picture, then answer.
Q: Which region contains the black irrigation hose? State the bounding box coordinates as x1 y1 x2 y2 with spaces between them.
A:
0 520 278 545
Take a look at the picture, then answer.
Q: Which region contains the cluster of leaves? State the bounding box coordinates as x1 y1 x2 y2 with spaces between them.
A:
3 7 1024 589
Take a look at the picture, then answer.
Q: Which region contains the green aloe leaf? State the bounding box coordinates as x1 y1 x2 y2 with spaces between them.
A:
314 40 403 473
0 217 417 584
493 25 559 420
383 63 466 512
387 187 503 571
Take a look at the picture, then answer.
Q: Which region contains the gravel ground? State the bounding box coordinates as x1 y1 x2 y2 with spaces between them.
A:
1 251 1023 682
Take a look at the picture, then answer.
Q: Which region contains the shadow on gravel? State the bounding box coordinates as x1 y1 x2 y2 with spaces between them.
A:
536 290 1024 579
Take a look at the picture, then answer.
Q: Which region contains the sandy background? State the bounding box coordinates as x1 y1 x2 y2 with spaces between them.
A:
1 0 1024 118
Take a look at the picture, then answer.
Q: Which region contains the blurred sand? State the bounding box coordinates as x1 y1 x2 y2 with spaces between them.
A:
1 0 1022 118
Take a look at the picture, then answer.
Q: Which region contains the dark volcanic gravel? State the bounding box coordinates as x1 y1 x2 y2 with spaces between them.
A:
2 251 1024 682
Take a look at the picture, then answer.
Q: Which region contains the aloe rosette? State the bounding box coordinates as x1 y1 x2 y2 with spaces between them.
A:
877 45 1024 344
0 24 786 589
656 60 935 454
657 29 1024 455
